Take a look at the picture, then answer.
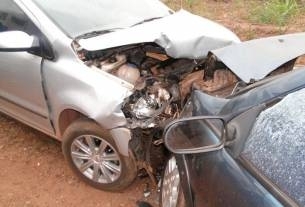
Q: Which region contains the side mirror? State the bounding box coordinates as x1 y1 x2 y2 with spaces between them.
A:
164 116 225 154
0 31 39 52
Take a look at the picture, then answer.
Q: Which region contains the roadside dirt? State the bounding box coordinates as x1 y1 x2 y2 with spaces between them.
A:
1 1 305 207
0 114 159 207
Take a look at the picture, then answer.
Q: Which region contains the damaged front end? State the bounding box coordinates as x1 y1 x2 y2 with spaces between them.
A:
73 10 241 147
73 41 242 177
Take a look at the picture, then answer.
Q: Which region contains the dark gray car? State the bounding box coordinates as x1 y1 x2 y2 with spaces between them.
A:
162 67 305 207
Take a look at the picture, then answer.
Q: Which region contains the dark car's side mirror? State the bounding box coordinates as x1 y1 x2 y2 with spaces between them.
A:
164 116 226 154
0 31 39 52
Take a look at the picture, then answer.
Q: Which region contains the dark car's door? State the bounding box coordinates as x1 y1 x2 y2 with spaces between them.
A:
179 150 284 207
0 0 53 135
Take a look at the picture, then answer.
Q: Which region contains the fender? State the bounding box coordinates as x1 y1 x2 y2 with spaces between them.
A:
41 40 134 156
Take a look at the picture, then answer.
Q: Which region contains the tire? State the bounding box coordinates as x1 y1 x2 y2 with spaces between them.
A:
62 118 137 191
161 156 185 207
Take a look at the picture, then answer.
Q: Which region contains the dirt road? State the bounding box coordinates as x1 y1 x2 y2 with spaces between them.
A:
0 114 158 207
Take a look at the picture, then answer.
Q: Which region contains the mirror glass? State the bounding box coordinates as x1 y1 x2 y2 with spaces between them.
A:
0 31 37 50
165 118 225 153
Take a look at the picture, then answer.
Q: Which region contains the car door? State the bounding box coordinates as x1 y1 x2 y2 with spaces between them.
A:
0 0 54 135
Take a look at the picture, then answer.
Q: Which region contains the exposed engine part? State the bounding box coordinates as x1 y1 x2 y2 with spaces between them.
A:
130 85 172 120
143 183 151 198
168 84 180 102
77 43 241 129
146 52 168 61
153 138 164 146
76 43 245 130
100 54 126 72
116 64 140 85
179 70 204 99
124 78 180 129
126 83 176 128
193 69 238 94
132 96 165 119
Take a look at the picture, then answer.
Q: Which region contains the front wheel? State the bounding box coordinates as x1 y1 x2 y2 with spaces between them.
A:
62 119 137 191
161 156 185 207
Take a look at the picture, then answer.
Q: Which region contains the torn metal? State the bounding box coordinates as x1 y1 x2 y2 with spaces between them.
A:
212 32 305 83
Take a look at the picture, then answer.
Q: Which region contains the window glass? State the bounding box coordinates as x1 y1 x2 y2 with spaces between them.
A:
0 0 54 58
242 88 305 206
0 0 38 35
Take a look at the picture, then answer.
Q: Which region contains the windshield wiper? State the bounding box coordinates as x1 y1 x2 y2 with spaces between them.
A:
131 17 164 27
76 28 122 39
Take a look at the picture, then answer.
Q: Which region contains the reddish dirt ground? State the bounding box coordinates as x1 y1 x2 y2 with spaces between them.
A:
1 1 305 207
0 114 159 207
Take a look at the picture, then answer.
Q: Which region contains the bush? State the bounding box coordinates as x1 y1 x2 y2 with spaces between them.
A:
252 0 299 26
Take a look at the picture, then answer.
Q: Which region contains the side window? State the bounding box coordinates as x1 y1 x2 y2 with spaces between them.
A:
241 89 305 206
0 0 53 58
0 0 38 35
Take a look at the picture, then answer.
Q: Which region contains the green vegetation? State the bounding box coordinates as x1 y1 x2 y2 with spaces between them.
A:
185 0 195 7
165 0 305 31
251 0 299 26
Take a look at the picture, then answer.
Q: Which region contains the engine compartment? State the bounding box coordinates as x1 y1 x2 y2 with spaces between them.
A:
74 42 239 129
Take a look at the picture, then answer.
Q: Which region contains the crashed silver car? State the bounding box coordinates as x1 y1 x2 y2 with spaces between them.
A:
0 0 302 191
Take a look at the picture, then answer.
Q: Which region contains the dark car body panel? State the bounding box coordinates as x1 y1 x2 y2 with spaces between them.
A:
191 67 305 117
177 150 283 207
172 68 305 207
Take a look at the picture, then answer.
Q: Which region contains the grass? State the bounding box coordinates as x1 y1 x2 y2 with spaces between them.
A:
251 0 299 26
165 0 260 22
164 0 305 40
185 0 195 7
166 0 303 26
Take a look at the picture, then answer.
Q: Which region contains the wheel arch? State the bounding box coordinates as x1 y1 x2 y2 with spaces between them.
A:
56 107 132 157
57 108 88 137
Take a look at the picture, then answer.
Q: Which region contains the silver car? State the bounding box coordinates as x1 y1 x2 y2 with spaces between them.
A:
0 0 246 191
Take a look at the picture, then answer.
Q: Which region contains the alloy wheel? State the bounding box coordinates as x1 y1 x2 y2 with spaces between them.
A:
70 135 122 184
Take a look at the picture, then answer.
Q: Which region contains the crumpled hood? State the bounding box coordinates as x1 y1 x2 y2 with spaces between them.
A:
212 32 305 83
78 10 240 59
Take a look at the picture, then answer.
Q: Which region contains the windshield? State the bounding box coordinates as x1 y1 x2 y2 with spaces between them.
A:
32 0 171 38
